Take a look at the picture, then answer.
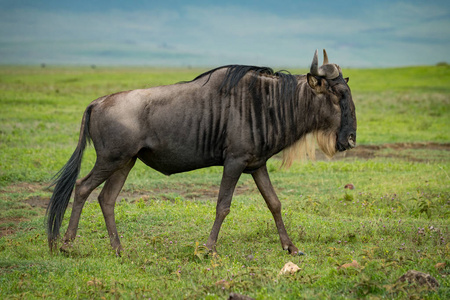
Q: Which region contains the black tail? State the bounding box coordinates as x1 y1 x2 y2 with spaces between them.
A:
46 105 93 251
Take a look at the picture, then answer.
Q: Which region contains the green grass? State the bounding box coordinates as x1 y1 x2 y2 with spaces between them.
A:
345 66 450 144
0 65 449 299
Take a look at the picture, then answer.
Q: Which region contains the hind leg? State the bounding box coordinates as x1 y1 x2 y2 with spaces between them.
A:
98 158 136 255
60 158 129 252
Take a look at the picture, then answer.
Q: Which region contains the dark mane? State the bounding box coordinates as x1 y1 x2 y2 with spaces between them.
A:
187 65 298 96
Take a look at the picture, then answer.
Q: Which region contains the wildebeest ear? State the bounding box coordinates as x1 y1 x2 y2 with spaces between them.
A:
307 73 321 90
345 77 349 83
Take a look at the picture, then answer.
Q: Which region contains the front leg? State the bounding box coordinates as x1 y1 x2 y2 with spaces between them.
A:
252 165 304 255
206 159 245 253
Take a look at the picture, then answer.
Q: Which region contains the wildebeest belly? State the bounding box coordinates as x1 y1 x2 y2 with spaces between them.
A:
137 147 223 176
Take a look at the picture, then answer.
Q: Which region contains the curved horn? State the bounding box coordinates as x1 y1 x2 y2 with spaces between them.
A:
310 49 319 76
310 49 340 79
323 49 329 65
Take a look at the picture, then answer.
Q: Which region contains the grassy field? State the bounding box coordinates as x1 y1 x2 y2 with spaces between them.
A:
0 65 449 299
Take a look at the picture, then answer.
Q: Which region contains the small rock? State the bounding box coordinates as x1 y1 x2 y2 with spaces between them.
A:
344 183 355 190
397 270 439 289
338 260 360 270
279 261 301 275
228 292 255 300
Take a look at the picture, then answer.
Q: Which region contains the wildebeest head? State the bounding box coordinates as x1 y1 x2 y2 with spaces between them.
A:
307 49 357 155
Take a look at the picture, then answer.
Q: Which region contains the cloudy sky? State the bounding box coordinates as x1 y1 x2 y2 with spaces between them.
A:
1 0 449 68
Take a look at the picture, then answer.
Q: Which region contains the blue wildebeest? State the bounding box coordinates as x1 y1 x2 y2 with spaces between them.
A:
47 50 356 255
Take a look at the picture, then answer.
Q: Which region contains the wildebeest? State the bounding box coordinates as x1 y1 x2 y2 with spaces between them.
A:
47 49 356 256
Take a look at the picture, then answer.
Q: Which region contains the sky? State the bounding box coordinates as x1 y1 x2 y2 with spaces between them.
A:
1 0 449 68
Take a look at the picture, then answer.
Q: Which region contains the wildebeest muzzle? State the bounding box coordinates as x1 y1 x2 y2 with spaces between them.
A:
336 92 357 152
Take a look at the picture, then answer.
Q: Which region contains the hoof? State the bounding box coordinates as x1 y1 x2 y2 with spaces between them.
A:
207 249 219 258
60 243 72 253
287 246 306 256
59 244 74 256
290 250 306 256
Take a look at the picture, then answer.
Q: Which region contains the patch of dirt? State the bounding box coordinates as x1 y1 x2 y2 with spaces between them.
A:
316 142 450 161
114 184 253 203
0 183 50 237
0 227 17 237
25 195 49 209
